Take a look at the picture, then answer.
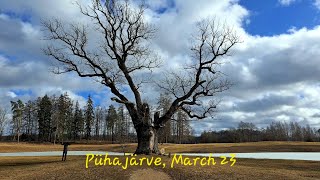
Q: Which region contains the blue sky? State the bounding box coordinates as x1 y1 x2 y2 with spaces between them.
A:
1 10 32 23
3 0 318 105
240 0 320 36
1 0 320 134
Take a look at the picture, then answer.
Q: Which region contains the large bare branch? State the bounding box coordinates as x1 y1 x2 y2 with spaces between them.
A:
74 0 157 111
157 19 240 124
42 0 160 124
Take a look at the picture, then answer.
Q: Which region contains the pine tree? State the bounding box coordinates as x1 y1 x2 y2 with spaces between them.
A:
24 100 38 141
64 93 74 140
94 106 103 139
117 105 126 141
57 95 66 142
55 93 73 142
78 109 85 140
106 105 118 143
103 108 108 140
85 96 94 141
37 95 52 142
72 101 81 140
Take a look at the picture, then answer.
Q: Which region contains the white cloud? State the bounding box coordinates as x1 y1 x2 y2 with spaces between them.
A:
279 0 320 9
314 0 320 9
0 55 8 67
6 91 17 98
276 114 290 121
146 0 172 10
21 22 41 40
0 0 320 133
0 13 9 20
279 0 297 6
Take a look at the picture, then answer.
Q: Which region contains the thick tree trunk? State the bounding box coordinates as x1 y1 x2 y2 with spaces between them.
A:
134 125 160 154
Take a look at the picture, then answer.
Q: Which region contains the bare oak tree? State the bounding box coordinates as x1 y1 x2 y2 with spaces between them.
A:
42 0 240 154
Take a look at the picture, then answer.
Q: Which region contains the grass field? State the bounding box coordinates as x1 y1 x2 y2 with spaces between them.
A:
0 156 319 180
0 142 319 180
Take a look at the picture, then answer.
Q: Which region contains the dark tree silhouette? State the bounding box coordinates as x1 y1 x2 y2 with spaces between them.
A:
42 0 240 154
38 95 52 142
85 96 94 141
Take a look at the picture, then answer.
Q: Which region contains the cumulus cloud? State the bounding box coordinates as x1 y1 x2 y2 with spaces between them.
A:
279 0 320 10
314 0 320 9
234 94 298 112
6 91 17 98
0 0 320 135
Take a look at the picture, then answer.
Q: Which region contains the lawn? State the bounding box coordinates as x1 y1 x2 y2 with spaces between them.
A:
0 142 319 179
0 155 319 180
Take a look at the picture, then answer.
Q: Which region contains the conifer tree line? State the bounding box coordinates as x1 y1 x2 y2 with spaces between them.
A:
5 93 133 143
5 92 318 144
3 92 193 143
200 121 320 143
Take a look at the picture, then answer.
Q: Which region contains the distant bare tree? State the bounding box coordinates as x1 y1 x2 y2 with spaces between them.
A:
42 0 240 154
157 93 172 143
0 106 8 138
94 106 103 138
11 100 24 143
175 110 192 144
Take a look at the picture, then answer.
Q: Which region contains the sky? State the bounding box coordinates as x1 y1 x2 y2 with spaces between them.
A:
1 0 320 135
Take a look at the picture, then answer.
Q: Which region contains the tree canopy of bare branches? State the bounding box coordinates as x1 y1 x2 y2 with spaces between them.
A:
42 0 240 154
158 20 239 121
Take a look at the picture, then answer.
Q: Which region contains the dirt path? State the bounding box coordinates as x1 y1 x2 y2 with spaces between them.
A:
129 169 172 180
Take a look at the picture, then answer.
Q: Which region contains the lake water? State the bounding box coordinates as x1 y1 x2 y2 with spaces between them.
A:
179 152 320 161
0 151 319 161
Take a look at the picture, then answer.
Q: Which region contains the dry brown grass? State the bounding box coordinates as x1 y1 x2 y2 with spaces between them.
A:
0 155 319 180
1 142 319 179
1 141 319 153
